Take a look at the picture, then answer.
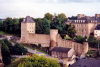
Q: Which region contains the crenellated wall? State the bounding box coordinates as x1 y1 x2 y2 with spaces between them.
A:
56 34 88 56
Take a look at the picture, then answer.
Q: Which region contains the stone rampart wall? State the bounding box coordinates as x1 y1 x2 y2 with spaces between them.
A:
57 34 87 56
26 34 50 47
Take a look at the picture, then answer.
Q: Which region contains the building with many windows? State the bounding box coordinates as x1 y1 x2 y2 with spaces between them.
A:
68 20 97 37
67 14 99 37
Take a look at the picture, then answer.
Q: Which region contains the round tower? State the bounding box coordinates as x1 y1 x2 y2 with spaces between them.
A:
50 29 58 48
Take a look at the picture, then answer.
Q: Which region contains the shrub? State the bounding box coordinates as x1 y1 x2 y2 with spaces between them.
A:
18 54 60 67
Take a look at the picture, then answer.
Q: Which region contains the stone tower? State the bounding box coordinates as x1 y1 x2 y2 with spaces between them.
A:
20 16 35 42
50 29 58 49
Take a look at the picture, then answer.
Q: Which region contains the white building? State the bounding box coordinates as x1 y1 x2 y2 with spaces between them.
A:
94 24 100 38
94 30 100 37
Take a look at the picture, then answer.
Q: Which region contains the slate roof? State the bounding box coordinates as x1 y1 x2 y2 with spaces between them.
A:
78 16 100 22
95 24 100 30
70 59 100 67
51 47 71 53
78 16 95 21
22 16 35 23
96 17 100 22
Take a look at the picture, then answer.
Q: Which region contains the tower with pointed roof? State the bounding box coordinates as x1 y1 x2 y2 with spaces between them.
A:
21 16 35 42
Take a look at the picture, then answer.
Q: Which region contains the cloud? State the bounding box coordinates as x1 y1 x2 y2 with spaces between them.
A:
0 0 100 18
0 0 100 4
33 0 100 3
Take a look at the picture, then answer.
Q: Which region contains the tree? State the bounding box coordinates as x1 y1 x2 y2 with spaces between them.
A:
58 13 67 22
18 54 60 67
62 24 76 38
35 18 43 34
3 39 12 47
74 35 86 44
35 18 50 34
50 13 67 33
1 39 27 55
44 13 53 20
88 35 98 48
0 18 21 36
40 18 50 34
13 43 27 55
50 14 76 39
3 39 14 54
0 20 3 30
3 17 13 33
1 41 11 65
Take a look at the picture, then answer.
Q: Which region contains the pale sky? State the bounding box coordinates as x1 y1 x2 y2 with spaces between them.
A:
0 0 100 18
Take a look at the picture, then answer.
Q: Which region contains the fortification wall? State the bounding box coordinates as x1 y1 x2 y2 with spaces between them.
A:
25 34 50 47
57 34 88 56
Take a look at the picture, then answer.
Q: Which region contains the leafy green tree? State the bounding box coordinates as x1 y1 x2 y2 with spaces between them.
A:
3 39 12 47
40 18 50 34
0 18 21 36
67 24 76 38
18 55 60 67
35 18 43 34
13 43 27 55
3 17 13 33
88 35 98 48
50 13 67 33
1 39 27 55
44 13 53 20
1 41 11 65
51 14 76 38
74 35 86 44
62 24 76 38
13 18 20 35
35 18 50 34
3 39 15 54
0 20 3 30
58 13 67 22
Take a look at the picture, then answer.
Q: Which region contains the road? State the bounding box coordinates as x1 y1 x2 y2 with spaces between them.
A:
0 34 64 63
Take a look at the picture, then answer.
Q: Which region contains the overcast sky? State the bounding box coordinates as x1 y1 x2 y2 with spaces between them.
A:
0 0 100 18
